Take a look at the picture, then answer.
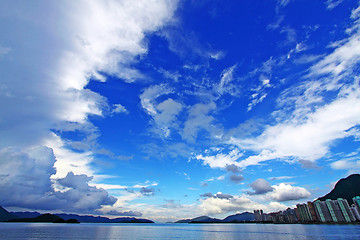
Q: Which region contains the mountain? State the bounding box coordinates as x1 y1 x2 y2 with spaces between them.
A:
175 216 221 223
9 211 153 223
8 213 66 223
317 174 360 204
176 213 255 223
222 212 255 222
0 206 18 222
54 213 153 223
12 211 41 219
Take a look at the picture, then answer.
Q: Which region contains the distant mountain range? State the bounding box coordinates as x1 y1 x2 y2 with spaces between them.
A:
8 213 77 223
175 212 255 223
54 213 154 223
0 206 153 223
317 174 360 204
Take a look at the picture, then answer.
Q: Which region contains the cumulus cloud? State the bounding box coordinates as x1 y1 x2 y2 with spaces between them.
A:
111 104 128 114
140 187 156 196
0 0 177 212
199 195 265 216
225 164 241 173
200 192 214 198
249 178 274 195
269 183 311 202
200 192 233 199
56 172 117 211
0 147 116 212
229 174 244 183
215 193 234 200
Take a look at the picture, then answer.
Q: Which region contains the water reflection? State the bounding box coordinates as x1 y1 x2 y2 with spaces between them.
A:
0 223 360 240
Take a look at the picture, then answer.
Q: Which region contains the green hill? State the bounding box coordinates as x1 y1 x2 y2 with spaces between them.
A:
317 174 360 204
0 206 17 222
8 213 66 223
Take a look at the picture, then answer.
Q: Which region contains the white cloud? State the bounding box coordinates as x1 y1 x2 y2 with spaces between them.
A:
249 179 274 195
247 63 274 111
195 148 243 169
0 46 11 58
229 174 244 183
231 82 360 166
217 65 237 96
0 0 177 181
154 98 183 137
268 201 289 211
227 5 360 168
310 8 360 80
278 0 291 7
140 84 183 137
331 157 360 174
199 195 265 216
269 176 295 181
325 0 344 10
44 134 95 178
269 183 311 202
0 0 177 147
0 1 178 214
209 51 225 60
183 102 218 142
112 104 128 114
140 84 172 115
0 147 116 212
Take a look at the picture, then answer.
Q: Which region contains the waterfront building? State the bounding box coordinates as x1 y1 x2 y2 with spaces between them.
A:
294 207 301 221
254 209 270 222
283 208 298 223
325 199 340 222
353 196 360 212
314 200 333 222
351 204 360 220
254 210 262 221
337 198 356 222
296 203 312 222
307 201 319 222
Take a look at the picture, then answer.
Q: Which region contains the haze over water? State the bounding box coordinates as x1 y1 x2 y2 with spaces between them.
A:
1 223 359 240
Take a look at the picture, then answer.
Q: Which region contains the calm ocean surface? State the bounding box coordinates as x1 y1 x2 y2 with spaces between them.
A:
0 223 359 240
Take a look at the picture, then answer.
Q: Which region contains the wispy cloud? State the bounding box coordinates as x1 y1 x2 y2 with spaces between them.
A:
325 0 344 10
140 84 183 137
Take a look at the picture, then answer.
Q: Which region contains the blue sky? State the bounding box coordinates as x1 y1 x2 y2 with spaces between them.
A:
1 0 360 222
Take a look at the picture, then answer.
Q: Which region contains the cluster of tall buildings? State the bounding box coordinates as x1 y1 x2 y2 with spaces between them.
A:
254 196 360 224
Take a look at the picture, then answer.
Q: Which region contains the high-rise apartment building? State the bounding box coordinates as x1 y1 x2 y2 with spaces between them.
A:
296 203 312 222
351 204 360 220
337 198 356 222
307 201 319 222
314 200 332 222
353 196 360 212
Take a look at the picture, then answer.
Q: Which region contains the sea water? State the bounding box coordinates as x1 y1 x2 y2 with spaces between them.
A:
0 223 359 240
